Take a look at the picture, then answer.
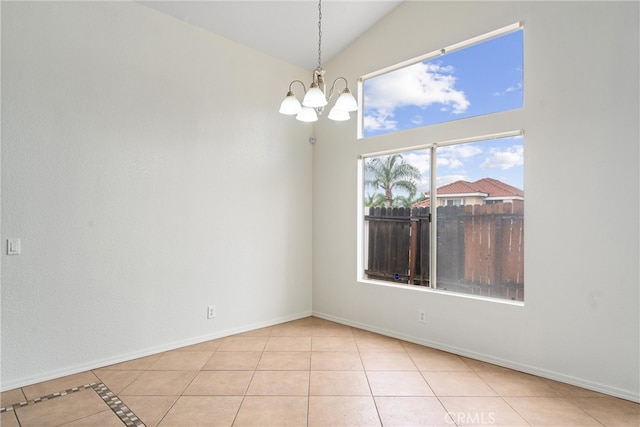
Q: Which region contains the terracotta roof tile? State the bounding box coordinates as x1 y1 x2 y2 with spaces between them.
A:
412 199 430 208
471 177 523 198
436 178 522 198
411 178 523 208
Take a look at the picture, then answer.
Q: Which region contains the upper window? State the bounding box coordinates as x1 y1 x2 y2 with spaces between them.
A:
360 23 523 138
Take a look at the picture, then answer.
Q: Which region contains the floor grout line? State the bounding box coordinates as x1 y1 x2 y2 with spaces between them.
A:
0 382 98 413
2 319 637 426
0 382 146 427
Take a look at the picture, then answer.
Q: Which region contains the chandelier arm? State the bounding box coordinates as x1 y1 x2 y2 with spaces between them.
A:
327 76 350 101
288 79 307 94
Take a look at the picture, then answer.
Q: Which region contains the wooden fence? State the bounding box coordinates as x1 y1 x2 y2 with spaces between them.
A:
364 201 524 300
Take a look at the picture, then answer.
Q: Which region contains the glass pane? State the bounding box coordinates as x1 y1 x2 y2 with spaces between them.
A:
363 29 523 138
363 150 431 285
435 136 524 301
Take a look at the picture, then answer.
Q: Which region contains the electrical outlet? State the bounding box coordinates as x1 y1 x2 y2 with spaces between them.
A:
207 305 216 319
418 309 427 323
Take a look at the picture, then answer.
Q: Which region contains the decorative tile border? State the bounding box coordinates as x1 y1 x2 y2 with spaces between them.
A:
0 382 97 413
92 382 145 427
1 382 145 427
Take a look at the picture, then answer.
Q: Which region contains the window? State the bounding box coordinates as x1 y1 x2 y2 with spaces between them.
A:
359 23 523 138
359 23 525 301
362 133 524 301
444 199 464 207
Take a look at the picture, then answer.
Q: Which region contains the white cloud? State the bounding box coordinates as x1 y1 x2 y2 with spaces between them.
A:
404 152 431 175
436 174 467 187
436 143 482 171
438 144 482 159
363 112 396 132
363 61 470 132
411 115 423 125
416 181 431 195
437 157 463 169
480 145 524 170
493 81 523 96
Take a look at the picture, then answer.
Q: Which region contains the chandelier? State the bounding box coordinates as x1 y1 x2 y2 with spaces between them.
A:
278 0 359 122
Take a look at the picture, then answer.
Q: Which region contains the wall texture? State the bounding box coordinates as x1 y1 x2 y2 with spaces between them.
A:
2 0 638 403
312 1 639 402
1 1 313 389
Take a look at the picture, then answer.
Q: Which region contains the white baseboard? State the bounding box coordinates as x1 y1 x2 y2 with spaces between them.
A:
1 310 312 392
312 310 640 403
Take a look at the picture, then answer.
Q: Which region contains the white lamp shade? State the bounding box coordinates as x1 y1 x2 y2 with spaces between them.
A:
302 85 328 108
279 93 302 115
296 106 318 122
334 89 358 112
328 106 350 121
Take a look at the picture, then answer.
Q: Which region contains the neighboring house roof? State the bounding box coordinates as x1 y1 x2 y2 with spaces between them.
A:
412 198 433 208
412 178 523 208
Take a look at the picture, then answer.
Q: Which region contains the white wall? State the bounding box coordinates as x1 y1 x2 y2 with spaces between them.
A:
1 1 312 389
313 1 639 402
2 0 638 403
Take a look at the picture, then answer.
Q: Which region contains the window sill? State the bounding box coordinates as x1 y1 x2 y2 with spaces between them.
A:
357 277 525 307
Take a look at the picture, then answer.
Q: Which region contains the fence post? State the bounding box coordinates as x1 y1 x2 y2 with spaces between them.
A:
409 210 418 285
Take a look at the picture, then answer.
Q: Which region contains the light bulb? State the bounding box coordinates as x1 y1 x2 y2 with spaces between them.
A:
296 106 318 122
334 88 358 112
302 84 328 108
328 107 350 121
279 92 302 115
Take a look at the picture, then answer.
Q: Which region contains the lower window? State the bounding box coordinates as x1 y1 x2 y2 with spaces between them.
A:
362 133 524 301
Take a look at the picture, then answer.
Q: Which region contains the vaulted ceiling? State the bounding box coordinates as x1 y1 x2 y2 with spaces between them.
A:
139 1 403 70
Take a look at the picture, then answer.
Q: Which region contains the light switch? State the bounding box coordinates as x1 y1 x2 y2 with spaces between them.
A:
7 239 20 255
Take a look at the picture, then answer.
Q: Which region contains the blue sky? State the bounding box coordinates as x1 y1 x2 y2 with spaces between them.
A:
363 29 524 200
363 29 523 136
401 136 524 196
365 135 524 201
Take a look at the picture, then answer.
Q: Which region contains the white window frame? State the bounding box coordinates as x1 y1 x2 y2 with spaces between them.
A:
357 21 524 139
444 199 465 207
357 130 524 305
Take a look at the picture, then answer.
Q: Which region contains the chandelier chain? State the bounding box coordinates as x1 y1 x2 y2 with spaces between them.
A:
317 0 322 68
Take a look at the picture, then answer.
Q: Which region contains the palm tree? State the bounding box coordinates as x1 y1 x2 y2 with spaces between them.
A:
392 187 429 208
364 192 386 207
365 154 422 208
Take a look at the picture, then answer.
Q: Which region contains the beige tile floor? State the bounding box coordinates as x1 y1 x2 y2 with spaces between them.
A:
2 317 639 426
